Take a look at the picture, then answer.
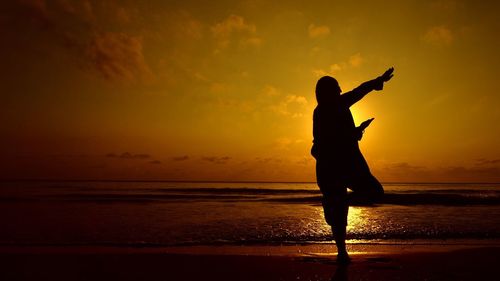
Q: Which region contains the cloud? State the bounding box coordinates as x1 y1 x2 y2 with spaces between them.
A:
376 161 431 182
440 166 500 182
296 157 313 166
5 1 153 83
5 0 90 47
378 161 500 182
270 94 308 118
275 137 293 147
224 85 309 118
202 156 231 164
348 53 363 67
172 155 189 161
143 10 206 88
312 53 363 77
262 85 280 97
422 25 453 46
386 162 425 170
312 64 342 77
211 15 261 51
274 137 305 150
255 157 274 163
475 158 500 166
149 160 162 164
106 152 150 159
86 32 154 83
164 10 204 42
424 93 451 109
308 24 330 38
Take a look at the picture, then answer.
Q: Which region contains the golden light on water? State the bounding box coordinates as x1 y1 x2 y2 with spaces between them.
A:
346 207 364 233
313 205 366 236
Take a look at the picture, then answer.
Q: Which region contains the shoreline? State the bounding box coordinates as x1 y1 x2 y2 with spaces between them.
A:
0 244 498 280
0 238 498 253
0 241 497 255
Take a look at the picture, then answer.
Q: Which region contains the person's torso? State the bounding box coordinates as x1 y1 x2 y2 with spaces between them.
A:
312 105 359 160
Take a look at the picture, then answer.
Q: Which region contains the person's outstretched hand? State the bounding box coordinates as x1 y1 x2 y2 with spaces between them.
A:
374 67 394 91
381 67 394 82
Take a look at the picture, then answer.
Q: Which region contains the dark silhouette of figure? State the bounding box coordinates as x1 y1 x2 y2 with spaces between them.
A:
331 264 349 281
312 67 394 263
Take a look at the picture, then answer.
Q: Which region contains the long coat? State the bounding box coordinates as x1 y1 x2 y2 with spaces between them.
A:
312 81 384 198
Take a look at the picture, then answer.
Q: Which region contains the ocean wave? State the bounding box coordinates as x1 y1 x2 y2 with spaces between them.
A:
0 231 499 248
1 188 499 206
265 193 500 206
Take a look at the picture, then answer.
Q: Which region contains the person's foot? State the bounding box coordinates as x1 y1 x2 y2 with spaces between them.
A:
336 252 351 264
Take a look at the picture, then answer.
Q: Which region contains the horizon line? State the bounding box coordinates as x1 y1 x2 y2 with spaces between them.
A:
1 179 499 185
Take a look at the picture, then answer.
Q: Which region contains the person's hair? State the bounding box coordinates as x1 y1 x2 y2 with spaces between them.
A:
315 76 340 104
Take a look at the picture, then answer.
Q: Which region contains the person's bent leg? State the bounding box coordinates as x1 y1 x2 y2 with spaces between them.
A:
350 173 384 205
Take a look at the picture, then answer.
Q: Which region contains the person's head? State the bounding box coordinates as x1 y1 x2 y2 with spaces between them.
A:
315 76 341 105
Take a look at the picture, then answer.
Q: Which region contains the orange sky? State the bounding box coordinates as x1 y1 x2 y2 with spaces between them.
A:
1 0 499 182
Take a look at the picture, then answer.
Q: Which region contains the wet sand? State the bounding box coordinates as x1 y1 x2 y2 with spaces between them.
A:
0 244 497 280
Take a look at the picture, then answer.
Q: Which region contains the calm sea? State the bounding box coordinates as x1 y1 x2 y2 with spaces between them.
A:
0 181 499 246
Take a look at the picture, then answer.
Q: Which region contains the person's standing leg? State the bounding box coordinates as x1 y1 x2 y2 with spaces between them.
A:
321 187 350 263
317 160 350 263
332 198 349 262
329 193 349 262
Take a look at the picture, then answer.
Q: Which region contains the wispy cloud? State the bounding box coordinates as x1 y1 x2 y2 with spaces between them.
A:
7 0 153 83
308 24 330 38
475 158 500 166
274 137 305 150
424 93 451 109
378 160 500 182
296 157 313 166
106 152 150 159
211 15 262 51
87 32 153 83
172 155 189 161
440 165 500 182
202 156 231 164
270 94 308 118
422 25 453 46
312 53 364 77
386 162 425 170
348 53 363 67
255 157 277 163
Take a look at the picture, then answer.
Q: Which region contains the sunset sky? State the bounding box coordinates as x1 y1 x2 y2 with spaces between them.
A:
1 0 499 182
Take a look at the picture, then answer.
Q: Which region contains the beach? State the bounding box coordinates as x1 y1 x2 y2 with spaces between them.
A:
1 244 498 280
1 181 499 280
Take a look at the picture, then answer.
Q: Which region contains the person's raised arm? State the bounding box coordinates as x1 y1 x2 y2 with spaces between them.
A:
341 67 394 108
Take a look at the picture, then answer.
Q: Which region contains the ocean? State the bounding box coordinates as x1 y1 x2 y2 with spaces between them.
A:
1 181 499 247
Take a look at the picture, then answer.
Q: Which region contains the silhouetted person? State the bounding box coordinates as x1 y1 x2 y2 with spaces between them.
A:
312 67 394 263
